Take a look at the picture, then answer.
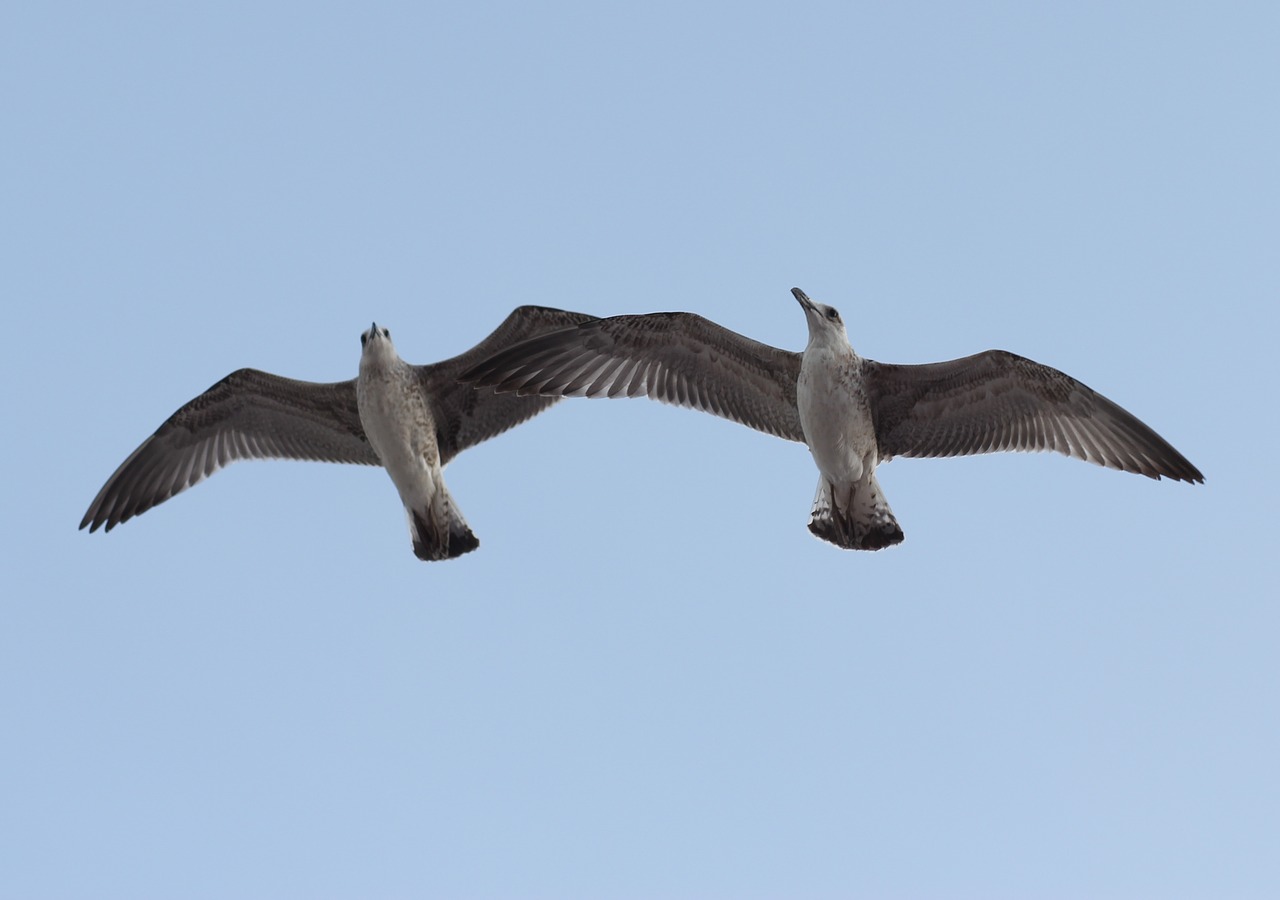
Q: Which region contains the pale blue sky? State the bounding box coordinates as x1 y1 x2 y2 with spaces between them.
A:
3 2 1276 897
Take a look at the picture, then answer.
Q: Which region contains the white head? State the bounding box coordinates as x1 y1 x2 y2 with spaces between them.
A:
359 322 399 365
792 287 852 352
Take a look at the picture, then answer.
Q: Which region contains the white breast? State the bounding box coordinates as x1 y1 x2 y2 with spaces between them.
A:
797 348 877 482
357 358 438 478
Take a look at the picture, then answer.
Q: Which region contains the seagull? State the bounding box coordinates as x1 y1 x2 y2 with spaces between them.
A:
461 288 1203 550
81 306 595 560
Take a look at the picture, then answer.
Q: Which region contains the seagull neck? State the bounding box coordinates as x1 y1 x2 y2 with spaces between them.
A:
805 331 857 359
359 343 405 378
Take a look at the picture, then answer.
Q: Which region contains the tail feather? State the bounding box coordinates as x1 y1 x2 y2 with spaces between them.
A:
408 484 479 562
808 473 904 551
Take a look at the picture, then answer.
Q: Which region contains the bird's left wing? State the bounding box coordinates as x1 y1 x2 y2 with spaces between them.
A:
864 350 1203 482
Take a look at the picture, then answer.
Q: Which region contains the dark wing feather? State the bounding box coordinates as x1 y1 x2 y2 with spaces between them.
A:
420 306 599 462
81 369 376 532
865 350 1203 482
460 312 806 443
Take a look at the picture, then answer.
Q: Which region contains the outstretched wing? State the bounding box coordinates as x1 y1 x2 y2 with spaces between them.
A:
459 311 806 443
81 369 375 532
865 350 1203 482
420 305 599 462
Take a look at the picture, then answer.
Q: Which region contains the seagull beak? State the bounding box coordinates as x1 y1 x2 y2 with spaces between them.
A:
792 287 817 314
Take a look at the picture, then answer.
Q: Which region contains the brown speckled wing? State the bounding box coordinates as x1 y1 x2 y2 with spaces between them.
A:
864 350 1203 482
81 369 375 532
421 306 599 463
460 311 807 443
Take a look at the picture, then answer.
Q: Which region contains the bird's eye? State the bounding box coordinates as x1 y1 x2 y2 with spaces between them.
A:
826 308 840 321
383 328 390 338
361 334 367 346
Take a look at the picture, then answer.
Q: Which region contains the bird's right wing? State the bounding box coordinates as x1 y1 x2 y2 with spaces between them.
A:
460 312 807 442
420 305 599 462
81 369 376 532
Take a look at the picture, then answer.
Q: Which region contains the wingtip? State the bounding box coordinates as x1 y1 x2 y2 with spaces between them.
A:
1163 457 1205 485
1150 465 1204 485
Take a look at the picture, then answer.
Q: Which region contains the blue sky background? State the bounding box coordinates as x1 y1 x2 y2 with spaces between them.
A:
3 2 1276 897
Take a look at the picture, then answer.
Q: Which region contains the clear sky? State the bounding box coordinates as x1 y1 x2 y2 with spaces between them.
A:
4 2 1276 897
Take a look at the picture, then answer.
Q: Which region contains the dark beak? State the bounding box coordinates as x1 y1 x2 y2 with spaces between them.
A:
792 287 816 313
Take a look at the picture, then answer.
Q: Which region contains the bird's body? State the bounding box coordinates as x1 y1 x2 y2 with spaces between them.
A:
795 318 903 549
82 305 595 560
797 340 873 485
461 288 1202 551
356 324 478 559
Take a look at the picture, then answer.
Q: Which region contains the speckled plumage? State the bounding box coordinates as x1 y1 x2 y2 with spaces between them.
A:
461 288 1203 551
794 293 904 549
81 305 595 560
356 323 477 561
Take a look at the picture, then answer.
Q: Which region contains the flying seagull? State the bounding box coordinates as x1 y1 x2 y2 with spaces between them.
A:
461 288 1203 550
81 306 595 560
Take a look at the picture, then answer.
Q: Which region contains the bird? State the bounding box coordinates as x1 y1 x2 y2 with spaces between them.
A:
460 287 1203 551
81 305 596 560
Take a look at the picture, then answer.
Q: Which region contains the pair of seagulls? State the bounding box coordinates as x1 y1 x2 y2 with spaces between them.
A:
81 290 1203 559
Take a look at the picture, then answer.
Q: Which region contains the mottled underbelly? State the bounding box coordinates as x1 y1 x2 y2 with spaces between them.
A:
798 365 876 482
357 379 438 477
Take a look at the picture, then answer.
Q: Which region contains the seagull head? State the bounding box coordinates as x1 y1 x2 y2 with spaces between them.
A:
359 323 398 365
793 287 851 351
360 322 393 348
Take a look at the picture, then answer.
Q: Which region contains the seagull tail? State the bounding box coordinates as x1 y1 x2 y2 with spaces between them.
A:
407 484 479 562
808 473 904 551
